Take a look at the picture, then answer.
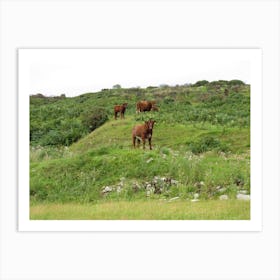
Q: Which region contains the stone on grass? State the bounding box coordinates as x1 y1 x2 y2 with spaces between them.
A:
219 194 228 200
102 186 113 193
168 197 180 202
238 190 248 194
236 193 250 200
171 179 178 185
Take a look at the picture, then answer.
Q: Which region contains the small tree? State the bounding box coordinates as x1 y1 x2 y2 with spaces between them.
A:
194 80 209 87
228 80 245 86
113 84 122 89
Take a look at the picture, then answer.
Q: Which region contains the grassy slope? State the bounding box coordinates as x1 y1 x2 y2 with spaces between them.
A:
30 117 250 203
69 116 249 153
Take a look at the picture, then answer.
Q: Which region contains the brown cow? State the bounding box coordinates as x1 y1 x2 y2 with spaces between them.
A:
132 119 156 150
114 103 128 119
136 100 158 113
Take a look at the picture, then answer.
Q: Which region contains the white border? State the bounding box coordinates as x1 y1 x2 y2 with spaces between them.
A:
1 1 279 279
18 48 262 232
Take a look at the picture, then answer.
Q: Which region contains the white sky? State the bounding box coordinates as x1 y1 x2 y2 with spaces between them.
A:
21 49 253 97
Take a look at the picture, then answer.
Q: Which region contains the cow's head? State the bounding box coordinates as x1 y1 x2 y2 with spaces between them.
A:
145 119 156 130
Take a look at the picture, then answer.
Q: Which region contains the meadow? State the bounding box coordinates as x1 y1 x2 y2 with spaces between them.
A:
30 80 250 220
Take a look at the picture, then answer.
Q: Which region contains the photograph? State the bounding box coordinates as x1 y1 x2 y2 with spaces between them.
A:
23 49 257 221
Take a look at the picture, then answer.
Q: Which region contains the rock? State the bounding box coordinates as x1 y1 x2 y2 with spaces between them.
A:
146 190 151 197
146 158 153 163
102 186 114 195
116 186 122 193
218 188 226 193
235 178 244 186
154 185 162 194
219 194 228 200
238 190 248 194
102 186 112 193
168 197 180 202
236 193 250 200
146 183 151 189
171 179 178 185
193 193 200 199
194 181 204 187
191 199 200 202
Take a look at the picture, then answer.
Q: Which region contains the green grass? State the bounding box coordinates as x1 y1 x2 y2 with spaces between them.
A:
68 117 249 154
30 200 250 220
30 147 250 203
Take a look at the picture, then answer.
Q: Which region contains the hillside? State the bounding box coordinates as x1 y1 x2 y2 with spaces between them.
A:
30 81 250 210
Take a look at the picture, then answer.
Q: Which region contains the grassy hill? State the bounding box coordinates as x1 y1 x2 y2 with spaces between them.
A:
30 81 250 219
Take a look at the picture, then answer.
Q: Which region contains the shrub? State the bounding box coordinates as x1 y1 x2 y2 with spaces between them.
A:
194 80 209 87
228 80 245 86
81 107 108 133
189 136 229 154
113 84 122 89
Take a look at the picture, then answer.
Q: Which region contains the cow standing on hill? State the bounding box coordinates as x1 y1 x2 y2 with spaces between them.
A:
132 119 156 150
136 100 158 113
114 103 128 119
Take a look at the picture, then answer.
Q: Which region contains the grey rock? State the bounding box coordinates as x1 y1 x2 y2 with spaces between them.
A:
194 193 200 199
168 197 180 202
236 193 250 200
219 194 228 200
191 199 200 202
238 190 248 194
102 186 113 193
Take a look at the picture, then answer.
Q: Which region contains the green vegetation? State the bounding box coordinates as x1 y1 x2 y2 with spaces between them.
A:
30 80 250 219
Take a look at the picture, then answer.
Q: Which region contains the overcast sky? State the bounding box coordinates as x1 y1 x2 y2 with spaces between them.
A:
22 49 252 97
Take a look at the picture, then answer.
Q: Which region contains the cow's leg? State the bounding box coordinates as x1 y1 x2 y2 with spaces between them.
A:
114 111 118 120
149 138 152 150
133 136 136 148
137 138 141 147
142 138 146 149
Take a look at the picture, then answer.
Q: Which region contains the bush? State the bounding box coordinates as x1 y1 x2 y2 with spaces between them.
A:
189 136 229 154
194 80 209 87
228 80 245 86
81 107 108 133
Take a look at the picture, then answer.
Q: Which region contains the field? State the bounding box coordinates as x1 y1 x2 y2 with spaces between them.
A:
30 200 250 220
30 80 250 220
